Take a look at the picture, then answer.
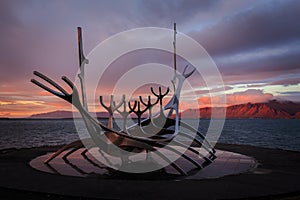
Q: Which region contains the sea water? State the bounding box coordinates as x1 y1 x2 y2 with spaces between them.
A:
0 119 299 151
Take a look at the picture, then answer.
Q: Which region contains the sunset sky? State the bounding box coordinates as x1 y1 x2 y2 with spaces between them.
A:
0 0 299 118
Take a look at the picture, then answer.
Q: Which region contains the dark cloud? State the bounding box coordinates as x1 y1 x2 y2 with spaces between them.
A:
0 0 208 84
0 1 22 27
190 0 300 55
216 46 300 78
136 0 218 27
277 91 300 102
280 91 300 95
270 78 300 86
187 0 300 78
2 0 298 86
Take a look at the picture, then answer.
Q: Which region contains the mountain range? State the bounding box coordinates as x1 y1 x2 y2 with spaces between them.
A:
29 100 300 119
182 100 300 119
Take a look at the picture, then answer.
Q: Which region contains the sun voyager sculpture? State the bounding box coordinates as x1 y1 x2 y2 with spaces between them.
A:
31 24 222 176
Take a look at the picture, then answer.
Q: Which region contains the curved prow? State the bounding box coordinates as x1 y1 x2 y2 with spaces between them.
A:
164 64 196 115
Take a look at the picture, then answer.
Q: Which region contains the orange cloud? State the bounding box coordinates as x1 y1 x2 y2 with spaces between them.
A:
0 97 72 118
198 89 274 108
226 89 273 105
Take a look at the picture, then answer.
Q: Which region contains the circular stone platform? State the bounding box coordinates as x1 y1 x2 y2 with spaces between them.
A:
30 147 257 180
1 144 300 199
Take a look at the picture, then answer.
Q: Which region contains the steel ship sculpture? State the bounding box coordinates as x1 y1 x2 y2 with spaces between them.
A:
31 24 216 175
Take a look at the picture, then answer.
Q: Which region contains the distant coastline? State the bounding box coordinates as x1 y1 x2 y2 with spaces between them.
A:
28 100 300 119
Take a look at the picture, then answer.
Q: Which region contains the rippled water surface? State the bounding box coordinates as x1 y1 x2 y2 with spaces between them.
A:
0 119 299 151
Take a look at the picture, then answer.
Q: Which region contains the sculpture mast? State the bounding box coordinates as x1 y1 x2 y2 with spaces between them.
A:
77 27 89 111
173 23 177 83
